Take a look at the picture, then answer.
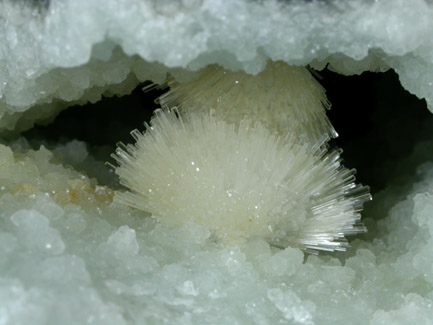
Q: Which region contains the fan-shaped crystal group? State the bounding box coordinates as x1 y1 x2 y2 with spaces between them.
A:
113 62 371 252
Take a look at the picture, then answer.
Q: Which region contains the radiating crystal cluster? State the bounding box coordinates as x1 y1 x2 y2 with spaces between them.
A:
155 63 337 144
113 63 370 251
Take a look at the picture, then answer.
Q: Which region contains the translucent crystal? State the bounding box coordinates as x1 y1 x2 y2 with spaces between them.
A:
155 62 337 144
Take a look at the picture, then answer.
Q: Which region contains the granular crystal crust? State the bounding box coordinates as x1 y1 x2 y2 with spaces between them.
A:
1 0 433 131
0 138 433 324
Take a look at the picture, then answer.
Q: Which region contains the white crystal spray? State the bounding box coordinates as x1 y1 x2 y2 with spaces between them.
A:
112 62 371 252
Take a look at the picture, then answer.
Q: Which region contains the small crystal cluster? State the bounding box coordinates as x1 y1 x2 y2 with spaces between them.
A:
113 62 371 252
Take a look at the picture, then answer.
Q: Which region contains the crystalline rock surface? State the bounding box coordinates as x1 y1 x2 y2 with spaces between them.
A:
1 0 433 130
1 0 433 324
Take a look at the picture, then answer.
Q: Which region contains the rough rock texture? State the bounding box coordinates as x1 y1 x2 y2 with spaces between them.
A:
0 137 432 324
1 0 433 131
